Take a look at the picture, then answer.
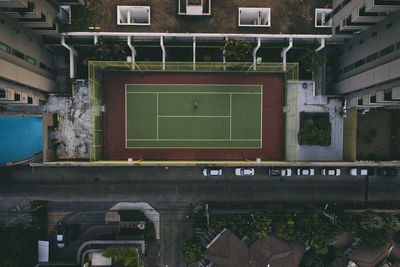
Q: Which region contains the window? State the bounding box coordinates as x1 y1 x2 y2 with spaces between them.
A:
0 42 11 53
12 49 24 60
315 8 332 27
28 96 33 104
359 39 364 45
117 6 150 25
344 64 354 73
0 89 6 98
39 62 47 70
39 100 46 106
397 42 400 50
14 93 20 102
366 52 379 62
354 59 365 68
358 98 363 105
25 56 37 65
370 95 376 103
380 45 394 57
239 8 271 27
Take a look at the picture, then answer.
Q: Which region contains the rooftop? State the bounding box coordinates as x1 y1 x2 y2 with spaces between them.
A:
85 0 332 35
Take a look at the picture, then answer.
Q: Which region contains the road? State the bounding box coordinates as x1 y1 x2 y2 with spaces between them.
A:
0 165 399 202
1 165 399 266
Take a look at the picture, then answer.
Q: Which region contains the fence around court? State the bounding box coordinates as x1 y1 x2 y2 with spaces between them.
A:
88 61 298 161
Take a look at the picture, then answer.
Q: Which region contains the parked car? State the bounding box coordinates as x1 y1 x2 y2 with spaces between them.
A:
296 168 315 176
349 168 368 176
235 168 255 176
203 168 223 176
56 222 65 249
269 168 292 176
321 168 341 176
377 167 397 177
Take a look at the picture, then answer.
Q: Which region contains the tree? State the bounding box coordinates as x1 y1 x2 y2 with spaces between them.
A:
102 247 141 267
223 39 252 62
181 239 203 264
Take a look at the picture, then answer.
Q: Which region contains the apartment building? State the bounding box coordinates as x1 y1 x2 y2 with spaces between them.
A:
0 0 82 106
331 0 400 108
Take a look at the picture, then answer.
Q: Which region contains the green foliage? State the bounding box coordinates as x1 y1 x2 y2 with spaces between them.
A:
271 212 295 240
251 210 272 238
102 247 141 267
181 239 203 264
82 37 129 65
356 212 400 248
57 5 93 32
223 39 252 62
294 211 343 255
298 126 331 146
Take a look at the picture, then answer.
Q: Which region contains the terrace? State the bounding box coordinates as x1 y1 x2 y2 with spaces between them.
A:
84 0 332 35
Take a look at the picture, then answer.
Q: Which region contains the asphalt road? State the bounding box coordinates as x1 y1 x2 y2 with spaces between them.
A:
0 165 399 203
1 165 400 267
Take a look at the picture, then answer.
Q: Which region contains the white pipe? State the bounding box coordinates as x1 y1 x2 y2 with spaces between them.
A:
61 34 78 79
94 34 98 44
63 31 332 40
160 36 166 70
223 37 228 71
193 36 196 70
127 36 136 69
253 37 261 70
315 38 325 52
281 38 293 71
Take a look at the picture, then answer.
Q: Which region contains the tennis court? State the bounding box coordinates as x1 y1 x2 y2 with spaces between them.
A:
103 72 285 160
126 84 262 148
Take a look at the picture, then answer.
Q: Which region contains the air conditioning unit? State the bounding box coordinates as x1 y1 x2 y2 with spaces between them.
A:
0 88 15 101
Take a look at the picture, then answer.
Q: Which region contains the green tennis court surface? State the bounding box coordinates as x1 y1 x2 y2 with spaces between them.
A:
126 84 262 148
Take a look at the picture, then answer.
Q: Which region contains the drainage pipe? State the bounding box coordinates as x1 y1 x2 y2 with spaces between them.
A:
315 38 325 52
127 36 136 70
160 36 166 70
253 37 261 70
281 38 293 71
61 34 78 79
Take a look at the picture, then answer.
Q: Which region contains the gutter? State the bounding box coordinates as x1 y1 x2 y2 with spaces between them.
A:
315 38 325 52
61 34 78 79
160 36 166 70
127 36 136 70
281 38 293 71
253 37 261 70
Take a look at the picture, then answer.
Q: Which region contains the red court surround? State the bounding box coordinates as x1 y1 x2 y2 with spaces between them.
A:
103 72 285 160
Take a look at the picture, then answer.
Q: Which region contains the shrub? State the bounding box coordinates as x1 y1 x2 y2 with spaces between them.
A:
102 247 141 267
223 39 252 62
181 239 203 264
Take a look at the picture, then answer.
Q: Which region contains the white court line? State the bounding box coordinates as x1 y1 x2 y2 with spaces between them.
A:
158 115 230 118
127 139 261 141
127 91 261 95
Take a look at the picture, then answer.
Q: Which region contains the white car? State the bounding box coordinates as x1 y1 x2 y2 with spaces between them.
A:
296 168 315 176
203 168 223 176
349 168 368 176
235 168 255 176
321 168 341 176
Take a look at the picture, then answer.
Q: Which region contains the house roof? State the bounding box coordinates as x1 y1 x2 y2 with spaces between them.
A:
204 229 250 267
204 229 305 267
85 0 332 35
348 243 393 267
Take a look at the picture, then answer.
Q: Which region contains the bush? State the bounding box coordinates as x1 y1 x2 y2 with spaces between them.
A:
181 239 203 264
102 247 141 267
298 126 331 146
223 39 252 62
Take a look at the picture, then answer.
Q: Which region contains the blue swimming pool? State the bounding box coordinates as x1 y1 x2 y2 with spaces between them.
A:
0 116 43 164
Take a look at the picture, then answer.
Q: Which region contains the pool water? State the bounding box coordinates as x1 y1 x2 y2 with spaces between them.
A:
0 116 43 164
